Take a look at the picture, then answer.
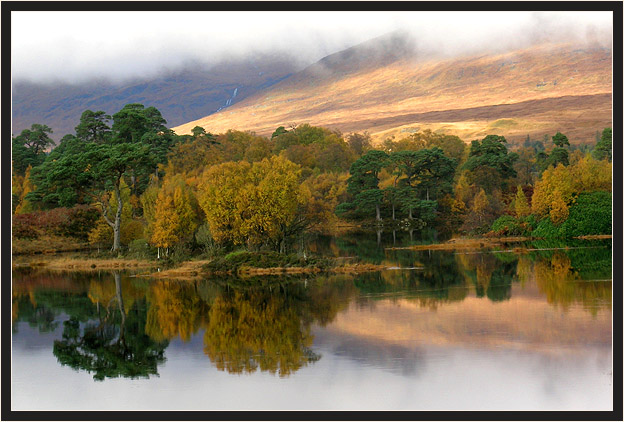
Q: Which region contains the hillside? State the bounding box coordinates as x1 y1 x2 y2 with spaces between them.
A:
12 53 301 142
173 35 612 146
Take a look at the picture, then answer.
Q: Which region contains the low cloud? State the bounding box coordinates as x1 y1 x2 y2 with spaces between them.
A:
11 11 613 85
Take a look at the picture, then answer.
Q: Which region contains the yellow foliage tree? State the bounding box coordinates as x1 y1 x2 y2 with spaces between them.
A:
532 155 611 219
303 172 348 230
549 189 569 225
140 179 160 240
472 188 489 225
150 174 201 252
514 186 531 218
198 156 307 249
570 154 612 193
454 170 475 206
14 166 35 215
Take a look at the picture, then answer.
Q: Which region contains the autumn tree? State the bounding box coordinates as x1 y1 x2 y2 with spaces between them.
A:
272 124 355 173
150 174 202 255
198 156 307 251
303 172 349 229
549 189 569 225
13 166 35 215
514 186 531 218
531 155 611 220
467 188 489 228
140 177 160 241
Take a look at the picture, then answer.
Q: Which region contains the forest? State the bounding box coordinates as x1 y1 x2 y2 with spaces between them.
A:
11 103 613 263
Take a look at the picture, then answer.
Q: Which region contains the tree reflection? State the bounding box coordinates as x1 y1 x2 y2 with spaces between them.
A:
202 283 320 377
12 239 612 382
137 276 354 377
12 295 58 333
455 252 516 302
145 280 208 342
53 272 168 381
354 250 468 309
533 247 612 315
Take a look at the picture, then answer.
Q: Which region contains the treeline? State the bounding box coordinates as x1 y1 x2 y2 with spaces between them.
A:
337 130 612 238
12 103 613 258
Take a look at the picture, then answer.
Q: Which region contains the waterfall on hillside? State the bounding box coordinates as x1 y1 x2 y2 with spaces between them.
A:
219 87 239 111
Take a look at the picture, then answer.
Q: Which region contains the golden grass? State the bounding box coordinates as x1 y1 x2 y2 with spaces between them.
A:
146 260 212 279
12 235 91 255
24 257 157 271
173 42 612 144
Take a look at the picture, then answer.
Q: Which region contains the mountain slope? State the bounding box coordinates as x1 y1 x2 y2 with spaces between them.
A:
173 37 612 145
11 53 301 142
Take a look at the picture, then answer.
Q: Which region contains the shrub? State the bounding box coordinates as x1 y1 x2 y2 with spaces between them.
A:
490 214 539 237
168 243 193 265
12 219 40 239
126 239 155 259
194 223 214 251
532 217 564 238
560 191 611 237
491 215 523 236
12 205 100 241
57 206 100 240
523 214 538 232
532 191 611 238
204 251 329 273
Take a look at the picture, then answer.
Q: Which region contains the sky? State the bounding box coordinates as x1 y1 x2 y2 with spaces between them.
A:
11 11 613 85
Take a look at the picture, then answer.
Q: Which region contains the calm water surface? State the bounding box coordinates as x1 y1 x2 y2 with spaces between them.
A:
11 234 613 411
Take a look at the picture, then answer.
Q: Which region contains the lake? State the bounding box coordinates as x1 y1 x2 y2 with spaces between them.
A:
11 233 613 411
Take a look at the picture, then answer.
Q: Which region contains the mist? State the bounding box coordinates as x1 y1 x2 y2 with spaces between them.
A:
11 11 612 85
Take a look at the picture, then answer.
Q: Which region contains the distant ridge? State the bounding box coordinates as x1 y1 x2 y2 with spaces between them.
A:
11 53 301 142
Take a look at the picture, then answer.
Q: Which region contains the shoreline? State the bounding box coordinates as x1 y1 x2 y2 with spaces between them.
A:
12 234 612 277
386 235 612 251
11 255 387 279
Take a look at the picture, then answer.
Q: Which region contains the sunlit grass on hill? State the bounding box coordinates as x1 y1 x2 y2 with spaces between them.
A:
173 42 611 145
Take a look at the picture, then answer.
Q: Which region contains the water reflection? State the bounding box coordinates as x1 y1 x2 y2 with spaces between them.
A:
11 238 612 382
53 273 168 381
202 287 319 376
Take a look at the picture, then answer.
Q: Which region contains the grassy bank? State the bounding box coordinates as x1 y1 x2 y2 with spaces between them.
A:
200 251 385 277
12 235 93 255
12 255 158 271
11 249 386 279
13 234 610 277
